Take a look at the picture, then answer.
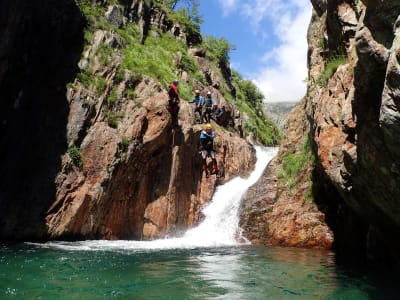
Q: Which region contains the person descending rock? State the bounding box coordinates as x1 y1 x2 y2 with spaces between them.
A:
237 118 244 138
202 91 214 123
167 79 180 126
214 104 226 126
200 123 219 178
189 89 204 123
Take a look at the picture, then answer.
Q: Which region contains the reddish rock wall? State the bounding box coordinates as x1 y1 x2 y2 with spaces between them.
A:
242 1 400 266
240 102 333 250
46 92 255 240
0 0 256 241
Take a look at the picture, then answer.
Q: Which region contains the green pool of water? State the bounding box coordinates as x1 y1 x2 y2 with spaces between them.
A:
0 243 398 299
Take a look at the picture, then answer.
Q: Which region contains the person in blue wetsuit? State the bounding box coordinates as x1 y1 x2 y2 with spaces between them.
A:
200 123 219 178
202 91 214 123
189 89 204 123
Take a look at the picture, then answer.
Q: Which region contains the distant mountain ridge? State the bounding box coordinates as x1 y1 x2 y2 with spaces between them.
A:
263 101 297 130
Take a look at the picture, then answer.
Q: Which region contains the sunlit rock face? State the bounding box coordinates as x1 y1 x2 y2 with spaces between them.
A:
46 94 255 240
240 102 333 250
242 0 400 266
0 0 256 241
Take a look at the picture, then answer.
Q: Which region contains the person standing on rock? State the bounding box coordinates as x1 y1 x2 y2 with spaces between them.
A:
189 89 204 124
237 118 244 138
168 79 180 126
200 123 219 178
202 91 215 123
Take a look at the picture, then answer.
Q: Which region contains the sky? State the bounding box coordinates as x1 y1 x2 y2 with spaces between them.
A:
197 0 313 103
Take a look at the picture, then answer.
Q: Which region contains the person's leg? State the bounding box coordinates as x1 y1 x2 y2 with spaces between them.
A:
210 151 218 173
201 150 209 177
201 109 206 123
172 104 179 126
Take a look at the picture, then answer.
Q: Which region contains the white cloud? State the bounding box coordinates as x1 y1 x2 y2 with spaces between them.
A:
216 0 239 16
253 3 312 102
217 0 312 102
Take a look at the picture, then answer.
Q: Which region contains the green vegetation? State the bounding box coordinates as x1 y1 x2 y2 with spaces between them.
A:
118 27 196 99
168 3 202 37
317 38 324 49
120 136 130 152
96 42 113 66
233 71 281 146
74 0 281 146
67 82 77 92
76 69 92 89
124 89 136 100
277 137 314 193
237 78 264 105
82 98 91 108
95 77 107 94
68 146 83 169
107 88 118 106
316 55 347 87
178 52 197 73
76 0 111 37
107 112 118 128
203 36 236 65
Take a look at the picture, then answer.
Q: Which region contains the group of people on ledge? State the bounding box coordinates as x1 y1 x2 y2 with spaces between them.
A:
168 79 239 178
189 89 227 126
168 80 239 129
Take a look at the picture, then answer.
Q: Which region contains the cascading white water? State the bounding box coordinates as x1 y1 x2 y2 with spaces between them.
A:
31 146 277 251
180 146 277 247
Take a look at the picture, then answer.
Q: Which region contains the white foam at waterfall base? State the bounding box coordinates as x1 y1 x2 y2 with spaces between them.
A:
29 146 277 252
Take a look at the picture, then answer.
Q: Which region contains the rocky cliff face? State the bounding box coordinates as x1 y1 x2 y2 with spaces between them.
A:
242 0 400 266
46 93 255 240
0 0 256 241
240 101 333 250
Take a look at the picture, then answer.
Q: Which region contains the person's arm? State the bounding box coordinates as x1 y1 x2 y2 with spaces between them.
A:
199 96 204 107
201 131 215 139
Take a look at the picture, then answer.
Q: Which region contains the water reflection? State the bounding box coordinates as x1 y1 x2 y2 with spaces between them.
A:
196 249 247 298
185 246 392 299
1 243 399 299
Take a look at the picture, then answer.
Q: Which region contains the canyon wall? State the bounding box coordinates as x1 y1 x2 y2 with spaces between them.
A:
0 0 256 241
241 0 400 266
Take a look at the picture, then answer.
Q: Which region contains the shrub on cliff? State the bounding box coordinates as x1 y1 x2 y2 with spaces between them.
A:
316 55 347 87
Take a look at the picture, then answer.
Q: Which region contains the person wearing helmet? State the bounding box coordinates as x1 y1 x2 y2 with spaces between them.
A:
167 79 180 126
200 123 219 178
202 91 214 123
189 89 204 124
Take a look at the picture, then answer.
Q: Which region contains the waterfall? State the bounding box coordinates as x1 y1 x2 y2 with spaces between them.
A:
181 146 277 246
30 147 277 251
